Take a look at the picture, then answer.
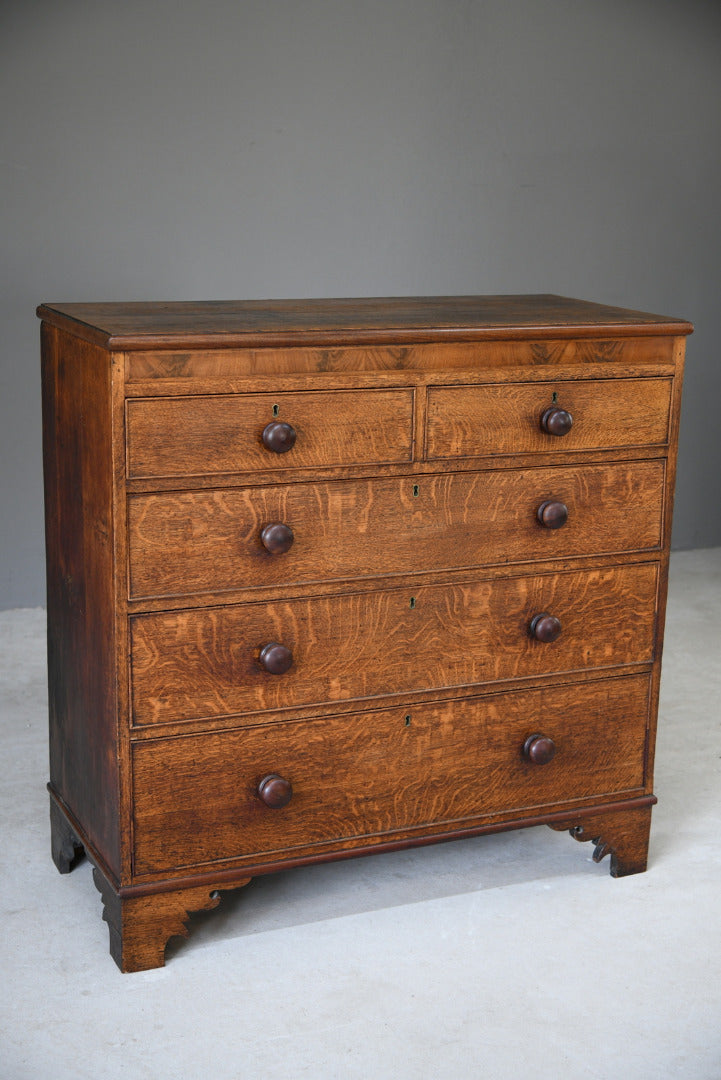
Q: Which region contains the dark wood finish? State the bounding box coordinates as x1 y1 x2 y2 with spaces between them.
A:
523 734 557 766
126 388 414 479
36 296 693 351
129 563 658 726
50 795 85 874
261 421 296 454
127 460 665 601
131 674 650 876
258 774 293 809
540 405 573 436
529 613 563 643
39 296 690 969
258 642 293 675
41 326 123 878
426 378 672 459
537 500 569 529
260 522 294 555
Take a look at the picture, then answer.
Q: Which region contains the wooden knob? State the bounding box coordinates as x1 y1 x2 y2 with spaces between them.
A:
261 523 294 554
529 613 562 642
259 642 293 674
537 500 568 529
262 421 297 454
258 774 293 808
523 734 556 765
540 406 573 436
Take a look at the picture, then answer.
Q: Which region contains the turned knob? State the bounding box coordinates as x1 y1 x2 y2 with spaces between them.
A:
529 613 562 642
537 500 569 529
262 421 297 454
259 642 293 674
523 734 556 765
540 405 573 436
257 774 293 808
261 522 295 554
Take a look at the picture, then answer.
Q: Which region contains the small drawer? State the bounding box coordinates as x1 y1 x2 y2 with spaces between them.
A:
127 460 665 600
131 674 651 874
126 388 414 479
425 378 672 459
129 562 658 726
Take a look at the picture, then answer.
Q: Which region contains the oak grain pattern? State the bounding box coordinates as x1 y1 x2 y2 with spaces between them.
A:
125 337 674 380
39 296 690 970
126 388 414 479
123 361 676 403
129 562 659 726
131 674 651 874
127 460 665 600
426 378 672 458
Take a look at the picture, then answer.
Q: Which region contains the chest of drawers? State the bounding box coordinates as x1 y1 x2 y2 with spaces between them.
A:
38 295 691 971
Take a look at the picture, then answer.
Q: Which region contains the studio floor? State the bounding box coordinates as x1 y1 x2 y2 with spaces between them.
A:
1 548 720 1080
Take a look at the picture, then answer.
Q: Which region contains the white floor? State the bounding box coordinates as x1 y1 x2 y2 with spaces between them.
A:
1 549 720 1080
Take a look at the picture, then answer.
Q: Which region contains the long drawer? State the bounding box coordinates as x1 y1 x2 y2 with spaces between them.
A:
426 378 672 459
130 562 658 726
131 674 651 875
126 388 414 479
128 460 665 600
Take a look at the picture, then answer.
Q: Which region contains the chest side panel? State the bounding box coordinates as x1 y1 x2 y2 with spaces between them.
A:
42 325 124 876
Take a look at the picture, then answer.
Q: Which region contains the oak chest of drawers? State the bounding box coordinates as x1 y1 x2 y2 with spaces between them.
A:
38 295 692 971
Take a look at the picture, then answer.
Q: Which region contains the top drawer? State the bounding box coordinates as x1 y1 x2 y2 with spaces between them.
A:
426 377 672 459
126 388 414 479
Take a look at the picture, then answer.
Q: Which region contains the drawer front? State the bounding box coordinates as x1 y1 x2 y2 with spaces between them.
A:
132 674 650 874
128 461 665 599
426 378 672 459
130 562 658 725
126 388 414 479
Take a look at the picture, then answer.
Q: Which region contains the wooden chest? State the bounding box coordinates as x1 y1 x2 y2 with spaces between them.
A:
38 295 691 971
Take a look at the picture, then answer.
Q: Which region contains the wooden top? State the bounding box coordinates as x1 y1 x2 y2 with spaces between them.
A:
37 294 693 350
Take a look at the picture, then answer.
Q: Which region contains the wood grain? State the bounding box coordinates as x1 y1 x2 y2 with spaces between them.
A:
92 864 251 972
39 295 689 970
131 674 650 874
42 326 122 875
126 388 414 479
129 562 659 726
123 360 676 401
426 378 672 458
127 461 665 600
549 802 654 877
125 336 674 379
37 295 693 351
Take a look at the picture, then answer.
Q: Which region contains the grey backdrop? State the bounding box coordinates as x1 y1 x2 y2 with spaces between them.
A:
2 0 720 610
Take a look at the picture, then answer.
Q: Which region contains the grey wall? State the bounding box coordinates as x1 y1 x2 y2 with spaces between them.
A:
2 0 720 609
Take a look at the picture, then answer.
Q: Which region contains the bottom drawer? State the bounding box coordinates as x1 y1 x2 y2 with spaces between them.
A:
132 674 650 876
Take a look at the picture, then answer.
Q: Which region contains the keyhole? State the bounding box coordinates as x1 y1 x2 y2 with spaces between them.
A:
413 484 420 497
404 714 412 727
409 596 416 609
272 403 280 416
551 391 558 404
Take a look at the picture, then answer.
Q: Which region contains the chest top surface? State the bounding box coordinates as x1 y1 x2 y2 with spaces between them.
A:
36 294 692 351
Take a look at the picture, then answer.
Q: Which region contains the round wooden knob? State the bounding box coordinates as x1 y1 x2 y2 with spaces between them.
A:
537 500 568 529
262 421 297 454
261 522 294 554
523 734 556 765
258 774 293 808
259 642 293 674
540 406 573 436
529 613 562 642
